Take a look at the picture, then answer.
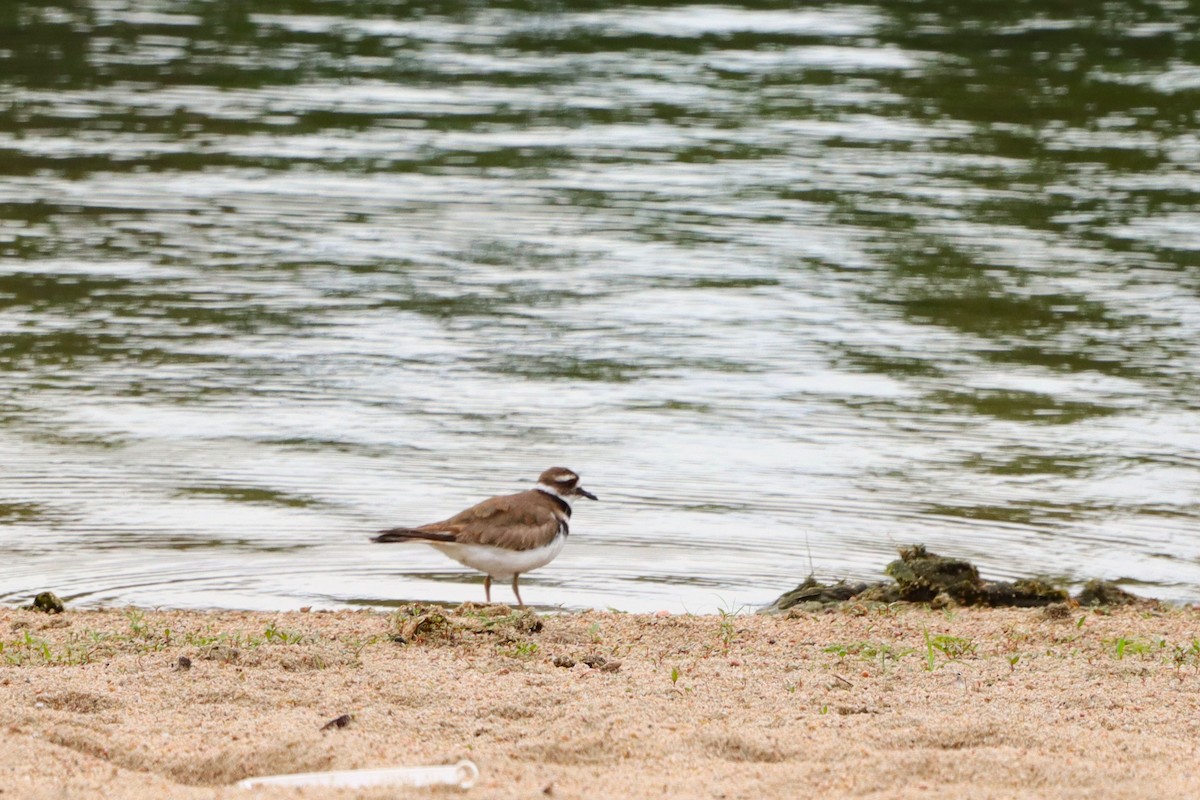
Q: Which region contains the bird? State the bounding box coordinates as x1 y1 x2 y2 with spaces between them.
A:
371 467 597 607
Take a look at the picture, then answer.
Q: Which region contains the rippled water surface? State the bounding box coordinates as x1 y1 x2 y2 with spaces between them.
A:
2 0 1199 612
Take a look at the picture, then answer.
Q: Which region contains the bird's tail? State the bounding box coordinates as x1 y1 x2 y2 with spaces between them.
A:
371 527 456 544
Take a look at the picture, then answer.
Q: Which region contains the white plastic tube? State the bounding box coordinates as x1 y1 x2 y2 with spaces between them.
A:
235 759 479 790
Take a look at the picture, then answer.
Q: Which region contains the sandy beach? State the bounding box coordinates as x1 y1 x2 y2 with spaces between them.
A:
2 601 1199 799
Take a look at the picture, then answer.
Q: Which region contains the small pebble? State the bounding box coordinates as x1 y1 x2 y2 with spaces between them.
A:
321 713 353 731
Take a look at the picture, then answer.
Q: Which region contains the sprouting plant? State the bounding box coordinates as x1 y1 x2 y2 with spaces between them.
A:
1105 636 1152 660
824 643 849 662
716 607 741 648
588 622 603 644
184 631 224 648
670 666 681 686
1170 639 1200 670
345 635 381 659
127 610 148 638
712 598 749 647
263 621 304 645
877 602 903 618
932 635 976 660
922 628 976 670
22 630 53 663
504 641 539 659
824 641 910 673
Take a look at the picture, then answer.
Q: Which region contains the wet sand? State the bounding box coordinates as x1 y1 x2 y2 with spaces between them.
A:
2 602 1199 799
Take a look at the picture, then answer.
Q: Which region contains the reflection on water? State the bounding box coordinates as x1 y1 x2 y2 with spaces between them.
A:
1 0 1199 612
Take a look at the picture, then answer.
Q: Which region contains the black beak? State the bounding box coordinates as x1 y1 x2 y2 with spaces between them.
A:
576 486 598 501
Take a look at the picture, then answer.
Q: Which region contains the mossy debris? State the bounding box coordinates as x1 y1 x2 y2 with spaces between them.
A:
766 545 1136 612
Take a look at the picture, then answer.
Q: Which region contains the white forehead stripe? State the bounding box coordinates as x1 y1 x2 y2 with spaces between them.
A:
553 473 577 483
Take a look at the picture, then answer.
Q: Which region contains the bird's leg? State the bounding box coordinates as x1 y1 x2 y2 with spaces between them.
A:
484 575 492 604
512 575 524 609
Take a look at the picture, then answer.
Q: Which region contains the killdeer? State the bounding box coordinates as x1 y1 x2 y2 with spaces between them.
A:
371 467 597 607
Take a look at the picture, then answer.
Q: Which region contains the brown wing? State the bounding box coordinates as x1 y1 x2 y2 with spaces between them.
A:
417 490 562 551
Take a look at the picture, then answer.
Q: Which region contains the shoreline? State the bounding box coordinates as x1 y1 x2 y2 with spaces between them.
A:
3 603 1200 798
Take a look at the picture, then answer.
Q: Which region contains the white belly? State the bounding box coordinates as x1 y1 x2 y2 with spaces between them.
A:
429 535 566 579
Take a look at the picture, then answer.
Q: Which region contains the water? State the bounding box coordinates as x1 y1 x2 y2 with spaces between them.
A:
2 0 1199 613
